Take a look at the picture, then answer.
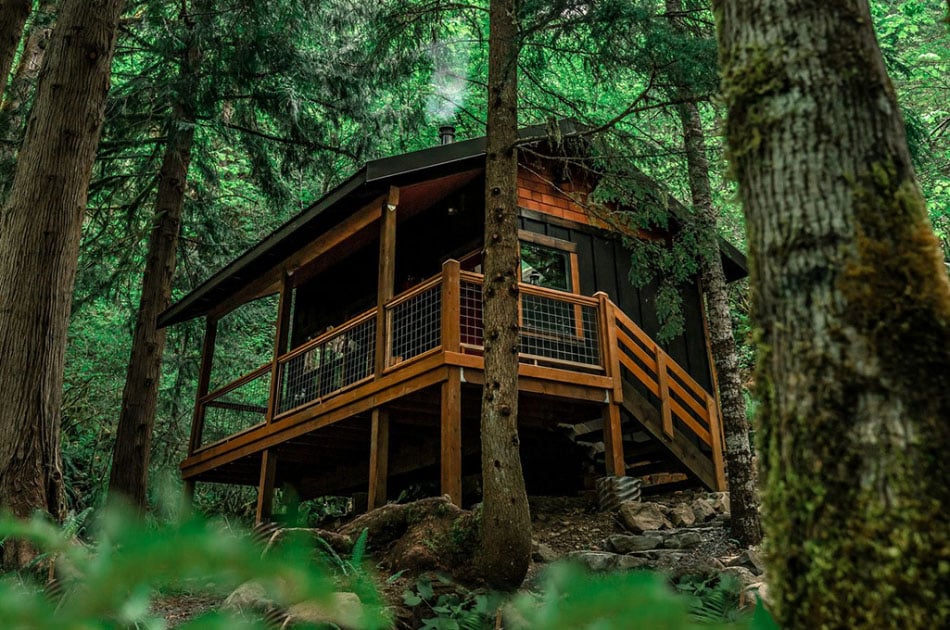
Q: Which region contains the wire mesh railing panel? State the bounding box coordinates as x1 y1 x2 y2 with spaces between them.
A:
520 293 601 367
460 280 484 348
388 283 442 365
277 317 376 414
200 367 271 447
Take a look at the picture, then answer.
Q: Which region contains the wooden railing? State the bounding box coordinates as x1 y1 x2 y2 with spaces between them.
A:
610 303 725 486
195 362 271 449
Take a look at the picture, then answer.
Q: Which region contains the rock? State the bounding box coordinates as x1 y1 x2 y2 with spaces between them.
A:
223 581 273 613
724 548 767 575
661 530 703 549
721 566 758 590
619 502 672 533
616 555 653 571
709 492 730 515
567 551 619 572
690 497 717 522
740 582 771 610
668 503 696 528
606 533 664 553
532 542 559 563
281 592 364 629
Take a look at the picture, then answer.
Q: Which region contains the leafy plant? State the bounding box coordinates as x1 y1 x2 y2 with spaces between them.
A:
674 574 743 624
0 504 387 629
402 574 502 630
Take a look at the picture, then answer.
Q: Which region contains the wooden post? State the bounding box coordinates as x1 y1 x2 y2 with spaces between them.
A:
657 351 674 439
374 186 400 374
441 259 461 353
441 368 463 505
265 272 294 423
255 449 277 524
368 408 390 509
706 394 727 491
182 479 195 515
189 317 217 454
595 292 623 404
602 403 626 477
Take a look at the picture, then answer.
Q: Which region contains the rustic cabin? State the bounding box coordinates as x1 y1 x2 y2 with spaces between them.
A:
158 120 747 522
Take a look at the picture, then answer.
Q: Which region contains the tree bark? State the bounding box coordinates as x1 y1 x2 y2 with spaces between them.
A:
676 101 761 546
716 0 950 626
475 0 531 590
0 1 56 200
0 0 31 99
0 0 126 568
108 11 198 508
665 0 761 548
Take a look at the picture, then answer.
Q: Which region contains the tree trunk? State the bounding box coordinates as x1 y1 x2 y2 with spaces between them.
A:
0 0 56 200
0 0 31 98
0 0 126 568
475 0 531 590
665 0 761 548
676 100 761 546
108 15 198 508
716 0 950 626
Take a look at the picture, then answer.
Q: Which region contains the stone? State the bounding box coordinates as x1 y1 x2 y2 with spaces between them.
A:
616 555 653 571
567 551 619 572
740 582 771 610
721 566 758 590
709 492 731 515
532 542 559 563
725 548 767 575
606 533 664 553
668 503 696 528
281 592 364 629
223 581 272 613
690 497 717 522
619 502 672 533
661 530 703 549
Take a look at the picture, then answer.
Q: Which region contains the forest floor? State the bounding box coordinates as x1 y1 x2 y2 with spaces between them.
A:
150 490 756 627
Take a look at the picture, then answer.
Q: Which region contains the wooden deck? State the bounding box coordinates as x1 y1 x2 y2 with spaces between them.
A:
182 260 726 517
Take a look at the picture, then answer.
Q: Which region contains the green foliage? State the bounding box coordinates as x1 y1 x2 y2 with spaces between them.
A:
674 574 743 624
402 574 502 630
509 564 775 630
0 504 388 629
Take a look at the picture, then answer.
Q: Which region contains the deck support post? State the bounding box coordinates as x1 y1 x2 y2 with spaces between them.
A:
441 368 463 505
368 408 390 509
265 272 293 423
441 260 461 353
188 317 217 455
182 479 195 515
603 403 626 477
255 449 277 524
374 186 400 373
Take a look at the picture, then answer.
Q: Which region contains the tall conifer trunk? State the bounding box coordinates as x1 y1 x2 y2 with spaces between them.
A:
108 10 199 507
0 0 56 200
0 0 126 568
665 0 761 547
716 0 950 625
476 0 531 589
0 0 31 98
676 100 761 546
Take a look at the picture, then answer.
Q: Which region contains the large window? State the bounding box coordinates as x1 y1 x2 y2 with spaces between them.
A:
520 242 572 291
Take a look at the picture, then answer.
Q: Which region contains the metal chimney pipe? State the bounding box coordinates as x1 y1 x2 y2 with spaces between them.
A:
439 125 456 145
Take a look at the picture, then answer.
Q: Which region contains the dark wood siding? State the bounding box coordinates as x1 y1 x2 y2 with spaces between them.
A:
518 213 713 391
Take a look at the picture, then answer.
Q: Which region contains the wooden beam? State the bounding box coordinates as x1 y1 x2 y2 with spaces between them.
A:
265 273 293 424
189 317 217 455
255 449 277 524
595 293 623 404
368 408 390 509
440 368 462 505
210 193 387 320
603 403 626 477
657 352 674 439
706 394 727 491
375 186 400 373
441 259 461 353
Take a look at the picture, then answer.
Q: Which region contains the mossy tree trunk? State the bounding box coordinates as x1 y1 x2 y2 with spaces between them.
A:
716 0 950 625
108 5 199 509
475 0 531 590
0 0 126 568
666 0 761 548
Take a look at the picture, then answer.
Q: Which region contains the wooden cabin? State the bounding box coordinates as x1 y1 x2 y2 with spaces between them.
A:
159 120 747 521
